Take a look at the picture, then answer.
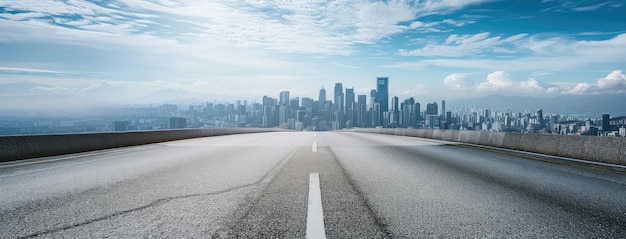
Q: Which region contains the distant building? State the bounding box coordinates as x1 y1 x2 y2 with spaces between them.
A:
113 121 129 131
279 91 290 106
169 117 187 129
537 109 544 130
425 102 439 128
602 114 610 132
375 77 389 127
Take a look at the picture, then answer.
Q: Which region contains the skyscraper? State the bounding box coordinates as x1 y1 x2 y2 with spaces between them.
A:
602 114 610 132
279 91 290 106
391 96 399 127
537 109 544 130
334 83 344 112
426 102 439 128
318 87 326 103
357 94 366 127
441 100 446 116
169 117 187 129
345 88 355 112
345 88 355 127
376 77 389 127
333 83 344 129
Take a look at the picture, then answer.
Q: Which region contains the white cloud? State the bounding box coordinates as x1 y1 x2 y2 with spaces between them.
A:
0 0 495 55
476 71 515 91
409 21 439 29
442 70 626 96
0 67 60 74
565 70 626 95
388 33 626 72
542 0 622 12
442 71 561 95
395 83 428 97
399 32 529 57
442 19 475 27
418 0 495 14
443 73 473 89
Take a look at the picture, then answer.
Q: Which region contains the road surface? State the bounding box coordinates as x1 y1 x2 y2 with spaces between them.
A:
1 131 625 238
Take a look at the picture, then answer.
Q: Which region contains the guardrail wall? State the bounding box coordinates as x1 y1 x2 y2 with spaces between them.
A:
351 128 626 166
0 128 283 163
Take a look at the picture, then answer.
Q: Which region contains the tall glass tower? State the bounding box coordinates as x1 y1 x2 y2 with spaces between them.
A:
376 77 389 127
334 83 344 112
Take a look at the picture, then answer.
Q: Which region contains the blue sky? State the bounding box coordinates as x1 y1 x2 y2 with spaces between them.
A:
1 0 625 109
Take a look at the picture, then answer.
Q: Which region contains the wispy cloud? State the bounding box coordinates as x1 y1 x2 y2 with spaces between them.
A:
398 32 529 57
541 0 623 12
0 67 60 74
1 0 494 55
388 33 626 71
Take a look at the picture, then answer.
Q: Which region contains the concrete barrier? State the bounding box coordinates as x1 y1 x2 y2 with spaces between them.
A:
347 128 626 166
581 136 622 165
0 128 283 163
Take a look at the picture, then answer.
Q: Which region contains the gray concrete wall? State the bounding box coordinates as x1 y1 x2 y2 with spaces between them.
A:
351 128 626 166
0 128 283 163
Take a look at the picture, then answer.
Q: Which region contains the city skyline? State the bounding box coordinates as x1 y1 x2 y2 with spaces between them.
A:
1 1 626 110
2 76 625 137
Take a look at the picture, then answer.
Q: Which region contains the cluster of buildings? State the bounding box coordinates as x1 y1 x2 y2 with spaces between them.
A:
118 77 625 137
2 77 624 136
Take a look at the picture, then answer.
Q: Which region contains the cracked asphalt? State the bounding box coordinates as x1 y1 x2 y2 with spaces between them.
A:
1 131 625 238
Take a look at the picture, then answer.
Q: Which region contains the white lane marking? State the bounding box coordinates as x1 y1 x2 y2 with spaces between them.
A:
314 132 317 138
306 173 326 239
312 141 318 153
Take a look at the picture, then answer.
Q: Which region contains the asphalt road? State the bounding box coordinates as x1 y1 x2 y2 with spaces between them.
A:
1 131 625 238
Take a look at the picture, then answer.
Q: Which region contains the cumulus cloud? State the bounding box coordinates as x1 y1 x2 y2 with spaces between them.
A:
565 70 626 95
444 71 560 95
476 71 515 90
443 73 473 89
443 70 626 96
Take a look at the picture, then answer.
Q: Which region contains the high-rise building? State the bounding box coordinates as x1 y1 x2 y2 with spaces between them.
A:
414 102 421 124
262 96 277 127
113 121 129 131
426 102 438 115
334 83 344 112
345 88 355 127
376 77 389 127
169 117 187 129
334 83 344 128
425 102 439 128
441 100 446 117
290 97 299 108
537 109 544 130
279 91 290 106
345 88 355 112
318 87 326 103
357 94 366 128
602 114 610 132
391 96 399 127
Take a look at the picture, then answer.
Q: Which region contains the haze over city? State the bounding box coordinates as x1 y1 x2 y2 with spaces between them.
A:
1 0 625 111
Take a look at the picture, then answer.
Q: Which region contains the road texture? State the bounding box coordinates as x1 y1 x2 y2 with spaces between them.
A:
1 131 625 238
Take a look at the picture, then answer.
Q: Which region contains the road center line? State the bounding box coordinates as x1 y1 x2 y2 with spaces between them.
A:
306 173 326 239
312 141 318 153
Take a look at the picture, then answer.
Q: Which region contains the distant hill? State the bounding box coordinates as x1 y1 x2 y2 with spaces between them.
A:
448 94 626 116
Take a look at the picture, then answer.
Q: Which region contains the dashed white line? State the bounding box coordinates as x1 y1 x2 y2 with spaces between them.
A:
312 141 318 153
306 173 326 239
